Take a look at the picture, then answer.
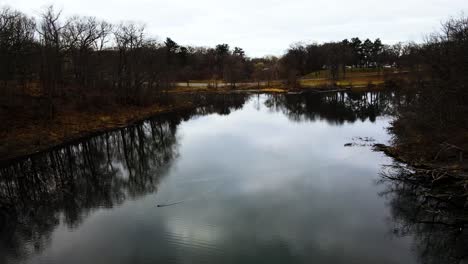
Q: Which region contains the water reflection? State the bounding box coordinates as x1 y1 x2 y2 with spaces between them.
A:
0 93 250 263
0 91 460 264
265 91 396 124
192 93 248 116
379 164 468 264
0 117 178 262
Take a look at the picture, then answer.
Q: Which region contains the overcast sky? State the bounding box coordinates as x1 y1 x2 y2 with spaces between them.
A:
2 0 467 57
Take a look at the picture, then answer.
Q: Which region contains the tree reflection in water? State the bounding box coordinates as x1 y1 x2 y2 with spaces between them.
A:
2 91 450 264
0 118 178 261
265 91 396 124
379 164 468 264
0 93 250 263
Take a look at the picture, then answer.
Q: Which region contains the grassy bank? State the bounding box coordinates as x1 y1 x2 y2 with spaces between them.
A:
172 68 409 92
300 68 412 88
0 96 198 165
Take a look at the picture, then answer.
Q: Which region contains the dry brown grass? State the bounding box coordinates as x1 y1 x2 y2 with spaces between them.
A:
300 68 413 89
0 98 196 163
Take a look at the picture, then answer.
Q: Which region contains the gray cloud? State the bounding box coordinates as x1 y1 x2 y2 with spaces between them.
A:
2 0 467 56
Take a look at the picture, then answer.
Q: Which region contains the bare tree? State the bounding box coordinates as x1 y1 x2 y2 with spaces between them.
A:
114 22 147 104
37 6 66 97
0 7 36 89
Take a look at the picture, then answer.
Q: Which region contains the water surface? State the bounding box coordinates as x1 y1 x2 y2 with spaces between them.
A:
1 92 423 264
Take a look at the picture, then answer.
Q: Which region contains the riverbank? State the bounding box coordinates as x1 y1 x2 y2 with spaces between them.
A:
374 138 468 175
0 84 387 165
172 81 388 94
174 68 407 91
373 132 468 208
0 97 199 165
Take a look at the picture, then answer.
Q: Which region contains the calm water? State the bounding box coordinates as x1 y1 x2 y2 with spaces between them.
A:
0 92 449 264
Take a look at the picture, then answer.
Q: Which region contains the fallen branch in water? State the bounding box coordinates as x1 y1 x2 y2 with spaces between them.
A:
156 201 185 208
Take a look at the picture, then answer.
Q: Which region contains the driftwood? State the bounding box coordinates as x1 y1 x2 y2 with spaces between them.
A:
376 143 468 213
156 201 185 208
374 143 467 175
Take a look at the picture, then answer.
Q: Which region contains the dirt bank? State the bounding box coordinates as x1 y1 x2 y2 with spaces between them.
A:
0 99 198 166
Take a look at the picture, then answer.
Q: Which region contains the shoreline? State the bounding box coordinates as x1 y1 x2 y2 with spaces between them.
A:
0 85 387 166
0 101 199 166
373 143 468 183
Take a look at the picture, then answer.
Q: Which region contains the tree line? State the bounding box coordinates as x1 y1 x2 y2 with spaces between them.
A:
280 37 432 85
0 6 402 102
0 6 270 114
1 6 466 121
